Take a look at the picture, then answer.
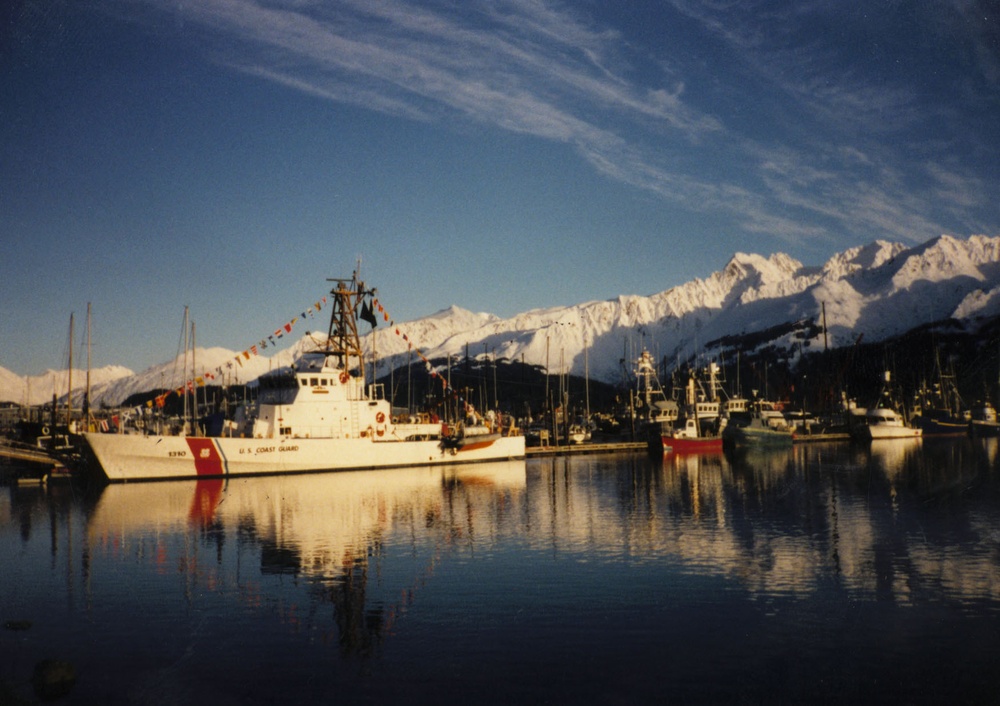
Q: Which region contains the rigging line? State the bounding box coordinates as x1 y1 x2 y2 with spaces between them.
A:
365 298 476 410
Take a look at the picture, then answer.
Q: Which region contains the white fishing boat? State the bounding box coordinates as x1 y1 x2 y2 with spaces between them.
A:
852 407 923 441
849 371 922 442
82 273 524 482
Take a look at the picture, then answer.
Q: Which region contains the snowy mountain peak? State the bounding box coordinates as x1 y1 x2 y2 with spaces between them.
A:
876 234 999 297
717 252 804 298
724 251 802 280
413 305 499 329
820 240 907 279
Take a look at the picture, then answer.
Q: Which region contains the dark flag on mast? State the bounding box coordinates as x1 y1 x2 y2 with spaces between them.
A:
361 300 378 328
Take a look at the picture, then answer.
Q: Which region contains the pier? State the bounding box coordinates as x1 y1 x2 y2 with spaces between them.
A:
525 441 648 457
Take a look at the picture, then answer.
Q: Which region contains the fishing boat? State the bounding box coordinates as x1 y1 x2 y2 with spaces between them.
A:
81 273 525 482
909 352 969 436
852 407 923 441
969 400 1000 437
970 350 1000 437
637 351 725 454
722 400 795 447
631 350 681 454
849 371 922 442
670 362 729 452
661 416 723 453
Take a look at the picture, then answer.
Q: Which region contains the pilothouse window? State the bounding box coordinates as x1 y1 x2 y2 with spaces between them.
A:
258 373 298 390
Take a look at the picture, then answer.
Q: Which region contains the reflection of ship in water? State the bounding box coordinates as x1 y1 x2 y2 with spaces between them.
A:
972 435 999 465
87 461 526 654
864 437 923 481
723 444 796 480
650 438 1000 605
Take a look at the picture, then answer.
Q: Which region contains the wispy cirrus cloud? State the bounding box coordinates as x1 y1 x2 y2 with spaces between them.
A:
122 0 996 246
123 1 739 206
149 0 714 136
667 0 999 241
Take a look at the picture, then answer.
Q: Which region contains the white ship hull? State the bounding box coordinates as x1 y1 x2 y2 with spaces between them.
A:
84 432 525 482
855 425 922 440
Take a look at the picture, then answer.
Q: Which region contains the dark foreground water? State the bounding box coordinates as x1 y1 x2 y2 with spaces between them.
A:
3 438 1000 704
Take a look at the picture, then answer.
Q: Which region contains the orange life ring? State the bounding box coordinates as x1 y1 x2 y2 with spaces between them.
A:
376 411 386 424
339 372 349 384
376 425 385 437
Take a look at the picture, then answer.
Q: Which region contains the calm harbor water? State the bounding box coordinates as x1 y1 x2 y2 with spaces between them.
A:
3 439 1000 704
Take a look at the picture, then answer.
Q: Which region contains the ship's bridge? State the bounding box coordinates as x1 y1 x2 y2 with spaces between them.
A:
295 352 337 372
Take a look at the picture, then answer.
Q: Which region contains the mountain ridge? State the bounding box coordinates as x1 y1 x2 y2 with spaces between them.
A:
3 233 999 407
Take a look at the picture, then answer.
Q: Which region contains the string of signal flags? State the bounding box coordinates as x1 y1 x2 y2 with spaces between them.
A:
149 295 328 408
148 293 475 413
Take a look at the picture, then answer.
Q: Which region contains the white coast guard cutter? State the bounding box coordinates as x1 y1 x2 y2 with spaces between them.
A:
83 273 524 481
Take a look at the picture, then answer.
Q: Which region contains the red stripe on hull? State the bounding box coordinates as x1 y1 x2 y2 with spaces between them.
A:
185 438 225 476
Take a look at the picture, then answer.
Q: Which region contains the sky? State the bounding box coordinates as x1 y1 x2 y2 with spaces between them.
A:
2 0 998 377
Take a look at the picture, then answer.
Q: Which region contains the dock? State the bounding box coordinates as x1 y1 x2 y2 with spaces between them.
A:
526 441 648 457
793 432 852 443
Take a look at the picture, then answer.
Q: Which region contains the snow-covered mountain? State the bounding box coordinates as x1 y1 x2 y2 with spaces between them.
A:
4 234 1000 407
0 364 135 408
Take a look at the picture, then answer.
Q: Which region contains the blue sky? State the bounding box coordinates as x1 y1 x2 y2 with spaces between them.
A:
2 0 998 376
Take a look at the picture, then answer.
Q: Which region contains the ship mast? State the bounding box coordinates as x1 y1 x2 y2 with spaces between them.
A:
324 273 369 380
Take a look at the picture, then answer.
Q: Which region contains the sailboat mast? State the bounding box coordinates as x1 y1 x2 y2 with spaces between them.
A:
192 318 197 433
545 335 550 418
182 306 189 432
85 302 92 427
67 312 74 428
